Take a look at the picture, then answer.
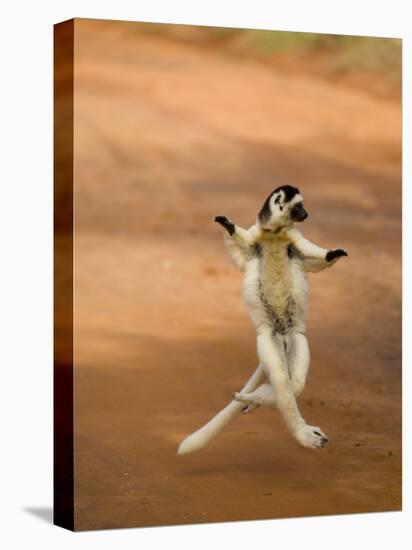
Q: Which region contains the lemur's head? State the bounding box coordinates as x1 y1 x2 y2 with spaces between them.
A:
257 185 308 231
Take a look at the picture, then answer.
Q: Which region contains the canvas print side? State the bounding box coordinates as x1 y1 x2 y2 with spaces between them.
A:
54 19 75 532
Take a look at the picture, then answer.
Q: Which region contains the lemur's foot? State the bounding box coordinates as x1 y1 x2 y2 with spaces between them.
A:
233 391 256 405
233 392 261 413
326 248 348 262
215 215 235 236
241 403 260 414
233 392 260 414
294 424 329 449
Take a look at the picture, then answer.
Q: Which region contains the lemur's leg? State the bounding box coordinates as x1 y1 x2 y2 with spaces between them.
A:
256 330 328 449
177 363 266 455
287 332 310 396
234 333 310 407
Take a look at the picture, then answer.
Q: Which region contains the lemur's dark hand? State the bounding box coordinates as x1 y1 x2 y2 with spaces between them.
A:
326 248 348 262
215 215 235 236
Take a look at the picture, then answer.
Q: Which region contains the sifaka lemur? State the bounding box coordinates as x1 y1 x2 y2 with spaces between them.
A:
178 185 347 454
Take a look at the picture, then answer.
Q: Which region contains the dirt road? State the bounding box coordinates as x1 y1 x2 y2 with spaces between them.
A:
72 20 401 530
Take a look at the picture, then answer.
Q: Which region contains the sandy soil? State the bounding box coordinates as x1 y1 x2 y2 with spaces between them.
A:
71 20 401 530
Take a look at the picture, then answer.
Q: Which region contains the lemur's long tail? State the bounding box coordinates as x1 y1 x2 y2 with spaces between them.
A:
177 363 265 455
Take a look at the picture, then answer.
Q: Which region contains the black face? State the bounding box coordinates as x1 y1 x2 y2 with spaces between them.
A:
291 201 308 222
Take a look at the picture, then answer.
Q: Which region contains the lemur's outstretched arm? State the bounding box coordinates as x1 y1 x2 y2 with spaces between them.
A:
214 216 257 272
288 229 348 273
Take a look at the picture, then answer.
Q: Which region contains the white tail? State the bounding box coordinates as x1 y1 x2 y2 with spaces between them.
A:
177 363 265 455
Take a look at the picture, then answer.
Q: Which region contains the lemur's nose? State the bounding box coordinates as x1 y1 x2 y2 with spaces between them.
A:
292 203 308 222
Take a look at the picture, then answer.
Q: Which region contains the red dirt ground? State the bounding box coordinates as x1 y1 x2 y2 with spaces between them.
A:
71 20 401 530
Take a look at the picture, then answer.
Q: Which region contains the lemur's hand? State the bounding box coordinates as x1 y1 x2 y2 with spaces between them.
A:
326 248 348 262
215 215 235 236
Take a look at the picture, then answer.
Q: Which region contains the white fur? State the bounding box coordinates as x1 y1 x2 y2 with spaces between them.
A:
178 188 346 454
177 363 265 455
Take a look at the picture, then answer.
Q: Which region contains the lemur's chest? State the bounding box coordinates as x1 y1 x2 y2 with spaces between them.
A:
257 240 307 306
258 241 291 284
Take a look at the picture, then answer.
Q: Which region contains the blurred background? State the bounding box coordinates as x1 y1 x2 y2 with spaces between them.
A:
69 19 401 530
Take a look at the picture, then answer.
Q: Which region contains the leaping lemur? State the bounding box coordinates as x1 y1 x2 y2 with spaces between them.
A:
178 185 347 454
